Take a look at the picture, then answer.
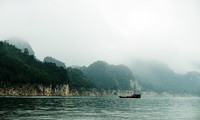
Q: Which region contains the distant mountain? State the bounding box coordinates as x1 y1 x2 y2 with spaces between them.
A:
6 38 35 56
181 71 200 94
44 56 66 69
79 61 134 90
131 61 200 95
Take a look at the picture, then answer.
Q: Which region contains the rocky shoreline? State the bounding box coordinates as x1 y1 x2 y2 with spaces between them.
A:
0 84 69 96
0 84 134 96
0 84 198 97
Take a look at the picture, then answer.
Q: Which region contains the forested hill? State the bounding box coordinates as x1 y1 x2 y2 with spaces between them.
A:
7 39 35 56
0 41 94 90
0 41 68 85
79 61 135 90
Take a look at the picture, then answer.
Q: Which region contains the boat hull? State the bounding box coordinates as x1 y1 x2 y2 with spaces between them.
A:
119 94 141 98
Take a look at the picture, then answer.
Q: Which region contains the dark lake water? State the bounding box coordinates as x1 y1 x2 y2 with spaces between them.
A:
0 96 200 120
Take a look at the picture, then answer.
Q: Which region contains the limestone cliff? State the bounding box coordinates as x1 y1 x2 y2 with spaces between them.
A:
0 84 69 96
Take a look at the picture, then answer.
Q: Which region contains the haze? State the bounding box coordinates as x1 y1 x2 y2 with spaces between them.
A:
0 0 200 74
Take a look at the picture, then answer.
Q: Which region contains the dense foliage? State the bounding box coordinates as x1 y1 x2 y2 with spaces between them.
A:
79 61 134 90
67 67 96 90
0 41 94 90
0 41 68 85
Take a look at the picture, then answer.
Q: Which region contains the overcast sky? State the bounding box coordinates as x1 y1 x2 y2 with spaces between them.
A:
0 0 200 73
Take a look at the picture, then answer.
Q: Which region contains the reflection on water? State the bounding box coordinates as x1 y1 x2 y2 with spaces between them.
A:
0 96 200 120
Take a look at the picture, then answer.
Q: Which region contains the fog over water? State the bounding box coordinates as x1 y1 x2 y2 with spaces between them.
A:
0 0 200 74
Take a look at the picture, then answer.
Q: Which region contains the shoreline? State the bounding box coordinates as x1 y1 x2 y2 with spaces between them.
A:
0 91 198 98
0 84 199 97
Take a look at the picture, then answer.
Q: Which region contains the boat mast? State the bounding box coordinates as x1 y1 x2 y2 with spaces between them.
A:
130 79 137 94
133 83 136 94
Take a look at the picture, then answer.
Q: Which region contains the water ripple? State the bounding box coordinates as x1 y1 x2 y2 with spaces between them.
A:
0 96 200 120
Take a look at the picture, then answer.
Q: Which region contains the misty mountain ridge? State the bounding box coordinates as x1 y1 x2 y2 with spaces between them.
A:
79 61 135 90
131 61 200 94
4 39 67 69
5 38 35 56
44 56 67 69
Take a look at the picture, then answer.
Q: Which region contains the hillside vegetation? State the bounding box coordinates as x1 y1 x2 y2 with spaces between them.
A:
44 56 67 69
0 41 94 90
79 61 135 90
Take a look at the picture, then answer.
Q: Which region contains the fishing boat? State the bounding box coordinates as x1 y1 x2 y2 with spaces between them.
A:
119 94 141 98
119 83 141 98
